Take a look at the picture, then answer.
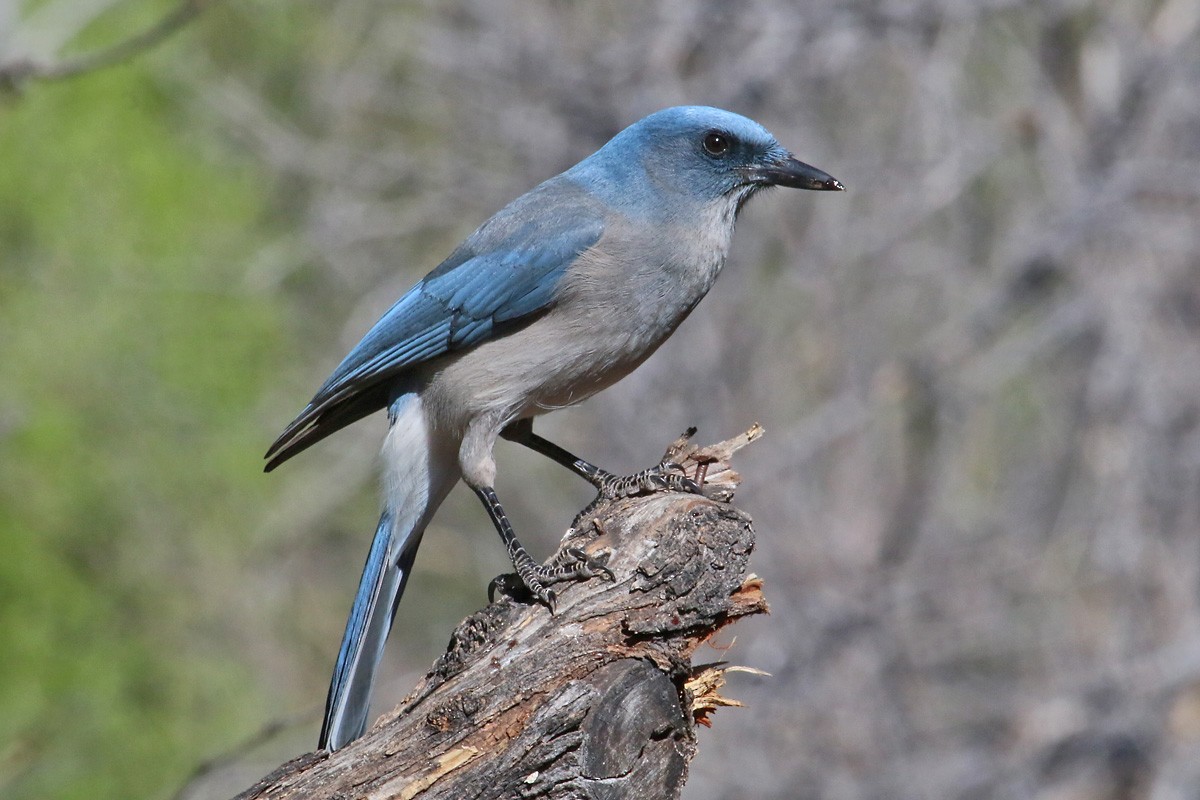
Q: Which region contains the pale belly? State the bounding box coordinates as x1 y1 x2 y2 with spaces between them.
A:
420 302 674 433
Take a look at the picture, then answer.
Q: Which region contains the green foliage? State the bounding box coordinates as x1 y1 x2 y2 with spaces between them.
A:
0 49 284 800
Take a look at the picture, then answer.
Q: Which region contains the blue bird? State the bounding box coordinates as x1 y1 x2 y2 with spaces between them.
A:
266 106 843 751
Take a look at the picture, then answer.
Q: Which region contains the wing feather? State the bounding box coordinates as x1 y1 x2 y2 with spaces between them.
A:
265 178 605 469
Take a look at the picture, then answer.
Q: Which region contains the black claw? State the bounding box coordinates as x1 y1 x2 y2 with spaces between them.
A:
560 547 616 582
488 573 526 604
491 546 617 613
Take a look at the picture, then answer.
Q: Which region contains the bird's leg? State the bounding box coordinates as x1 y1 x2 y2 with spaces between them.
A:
501 419 704 500
475 486 614 612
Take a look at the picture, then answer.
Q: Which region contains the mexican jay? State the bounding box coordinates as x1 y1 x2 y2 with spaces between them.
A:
265 106 843 751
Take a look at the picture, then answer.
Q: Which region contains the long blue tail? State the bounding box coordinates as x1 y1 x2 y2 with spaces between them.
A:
318 392 457 751
318 509 421 750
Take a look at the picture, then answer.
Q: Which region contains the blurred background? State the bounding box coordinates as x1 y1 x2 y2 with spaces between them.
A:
2 1 1199 798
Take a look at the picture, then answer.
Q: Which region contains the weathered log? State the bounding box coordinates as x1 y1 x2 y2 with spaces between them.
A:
236 427 768 800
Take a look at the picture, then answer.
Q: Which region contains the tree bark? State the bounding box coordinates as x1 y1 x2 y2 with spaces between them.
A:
235 427 768 800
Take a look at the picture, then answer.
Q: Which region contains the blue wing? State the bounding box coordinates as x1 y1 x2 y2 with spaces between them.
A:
265 177 605 469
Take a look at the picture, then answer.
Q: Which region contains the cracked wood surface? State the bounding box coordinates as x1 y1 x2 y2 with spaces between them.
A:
235 428 768 800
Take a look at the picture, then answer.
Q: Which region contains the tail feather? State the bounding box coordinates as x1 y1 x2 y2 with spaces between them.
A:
317 392 459 751
318 510 417 750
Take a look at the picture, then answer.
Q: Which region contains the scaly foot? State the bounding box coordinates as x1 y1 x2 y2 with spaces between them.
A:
489 548 615 611
569 460 705 534
589 460 703 500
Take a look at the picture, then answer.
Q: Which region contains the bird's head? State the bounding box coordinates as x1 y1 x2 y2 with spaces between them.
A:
571 106 843 216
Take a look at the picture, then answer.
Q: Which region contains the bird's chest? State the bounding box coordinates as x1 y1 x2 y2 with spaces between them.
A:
615 207 735 333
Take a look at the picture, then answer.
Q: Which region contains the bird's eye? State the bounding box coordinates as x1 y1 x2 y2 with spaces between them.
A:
702 132 731 157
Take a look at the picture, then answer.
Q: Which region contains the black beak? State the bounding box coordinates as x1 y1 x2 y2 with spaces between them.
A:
752 156 844 191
